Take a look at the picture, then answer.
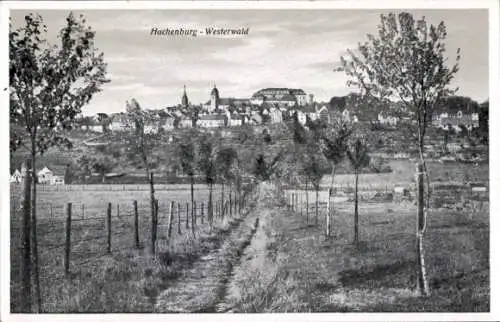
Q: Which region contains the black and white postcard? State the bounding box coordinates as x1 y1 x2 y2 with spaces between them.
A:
1 1 498 321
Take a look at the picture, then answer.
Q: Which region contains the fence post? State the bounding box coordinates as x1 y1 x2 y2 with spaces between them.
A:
201 202 205 224
300 193 303 216
81 204 84 219
192 201 197 235
117 204 120 217
153 199 158 254
134 200 139 248
50 203 53 220
21 159 32 312
193 201 197 226
229 190 233 217
168 201 174 238
107 203 112 253
177 203 181 233
65 203 72 274
186 203 189 230
326 188 331 237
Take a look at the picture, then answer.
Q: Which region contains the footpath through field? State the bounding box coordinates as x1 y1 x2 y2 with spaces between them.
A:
154 185 266 313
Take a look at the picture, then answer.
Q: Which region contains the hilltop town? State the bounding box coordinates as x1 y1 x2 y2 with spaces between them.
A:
76 84 486 135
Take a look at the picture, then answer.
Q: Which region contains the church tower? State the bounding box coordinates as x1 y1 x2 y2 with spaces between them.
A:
210 83 219 112
181 85 189 108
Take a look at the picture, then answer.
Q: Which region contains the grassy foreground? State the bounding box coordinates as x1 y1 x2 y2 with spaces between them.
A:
225 183 489 312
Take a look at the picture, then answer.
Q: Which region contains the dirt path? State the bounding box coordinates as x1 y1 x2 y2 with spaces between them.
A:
154 190 263 313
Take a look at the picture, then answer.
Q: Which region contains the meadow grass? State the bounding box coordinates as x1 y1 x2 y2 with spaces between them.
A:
10 185 249 313
226 188 489 312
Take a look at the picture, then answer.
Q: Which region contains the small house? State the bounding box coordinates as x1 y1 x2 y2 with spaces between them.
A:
10 169 22 183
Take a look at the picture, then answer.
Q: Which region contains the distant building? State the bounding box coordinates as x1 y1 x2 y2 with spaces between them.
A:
229 114 243 127
37 166 64 185
109 114 128 131
251 88 307 107
160 116 175 131
181 85 189 108
378 112 399 126
144 119 159 134
10 169 22 183
198 114 226 128
179 117 193 128
432 110 479 131
269 107 283 123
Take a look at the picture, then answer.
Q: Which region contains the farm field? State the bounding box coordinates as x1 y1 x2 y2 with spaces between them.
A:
10 161 489 312
320 159 489 190
10 183 249 312
224 184 489 312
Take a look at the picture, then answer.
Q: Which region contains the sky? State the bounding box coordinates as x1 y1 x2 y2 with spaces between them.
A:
10 9 489 116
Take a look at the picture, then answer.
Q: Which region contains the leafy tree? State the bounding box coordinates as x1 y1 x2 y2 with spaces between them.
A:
91 156 115 183
317 119 352 237
338 12 460 296
478 100 488 143
302 149 326 225
124 98 162 254
9 12 108 311
347 138 370 246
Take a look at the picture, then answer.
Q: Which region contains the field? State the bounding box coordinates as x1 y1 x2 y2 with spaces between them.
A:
319 159 489 190
10 160 490 312
10 183 249 312
223 183 489 312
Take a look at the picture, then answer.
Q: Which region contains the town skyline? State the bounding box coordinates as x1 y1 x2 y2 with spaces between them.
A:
10 9 489 115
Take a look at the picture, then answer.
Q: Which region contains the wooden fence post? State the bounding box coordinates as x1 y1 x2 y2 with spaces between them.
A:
229 190 233 217
193 201 197 226
168 201 174 238
107 203 112 253
186 203 189 230
117 204 120 217
21 159 32 312
201 202 205 224
50 203 53 220
153 199 158 254
134 200 139 248
177 203 181 233
65 203 72 274
192 201 197 235
300 193 303 216
81 204 84 219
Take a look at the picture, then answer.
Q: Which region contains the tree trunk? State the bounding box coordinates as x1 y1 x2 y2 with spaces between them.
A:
221 182 225 220
21 159 32 313
208 183 213 231
417 123 430 297
31 148 41 312
148 170 156 255
190 174 195 234
354 170 359 246
305 180 309 223
326 188 331 237
315 187 318 225
328 163 337 237
416 162 430 296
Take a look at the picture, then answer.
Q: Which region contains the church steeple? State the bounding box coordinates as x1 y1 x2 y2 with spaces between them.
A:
181 84 189 108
